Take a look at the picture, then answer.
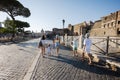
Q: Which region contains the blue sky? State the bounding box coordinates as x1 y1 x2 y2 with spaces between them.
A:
0 0 120 32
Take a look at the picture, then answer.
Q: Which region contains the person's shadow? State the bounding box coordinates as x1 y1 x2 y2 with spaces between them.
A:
45 53 120 77
59 45 72 51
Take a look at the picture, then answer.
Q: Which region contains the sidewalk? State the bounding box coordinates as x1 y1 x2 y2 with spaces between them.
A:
23 40 120 80
0 39 39 80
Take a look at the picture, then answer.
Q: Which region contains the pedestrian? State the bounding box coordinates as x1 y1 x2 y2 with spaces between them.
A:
54 35 60 56
52 38 55 48
72 38 78 56
38 35 46 57
51 38 55 54
83 33 92 65
47 44 51 56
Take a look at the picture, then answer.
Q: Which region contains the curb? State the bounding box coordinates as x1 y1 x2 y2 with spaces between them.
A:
23 52 40 80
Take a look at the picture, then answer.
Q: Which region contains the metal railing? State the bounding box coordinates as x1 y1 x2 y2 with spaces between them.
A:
90 36 120 55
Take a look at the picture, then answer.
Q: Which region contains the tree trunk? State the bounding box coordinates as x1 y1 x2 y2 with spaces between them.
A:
11 15 16 41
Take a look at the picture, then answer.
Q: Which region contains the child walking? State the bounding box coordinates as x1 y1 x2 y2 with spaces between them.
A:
47 44 51 56
72 39 78 56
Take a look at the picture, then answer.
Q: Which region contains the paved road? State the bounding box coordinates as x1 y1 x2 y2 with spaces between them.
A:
31 40 120 80
0 39 39 80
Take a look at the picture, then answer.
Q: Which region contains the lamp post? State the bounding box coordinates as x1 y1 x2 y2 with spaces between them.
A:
72 25 74 41
62 19 65 42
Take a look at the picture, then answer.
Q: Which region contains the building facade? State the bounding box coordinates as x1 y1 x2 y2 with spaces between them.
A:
52 28 70 36
68 21 93 36
90 10 120 37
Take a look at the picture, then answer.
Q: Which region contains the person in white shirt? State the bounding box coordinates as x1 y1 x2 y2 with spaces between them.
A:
38 35 46 58
83 33 92 65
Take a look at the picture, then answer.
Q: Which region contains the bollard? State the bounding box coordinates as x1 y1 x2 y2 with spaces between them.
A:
106 36 109 55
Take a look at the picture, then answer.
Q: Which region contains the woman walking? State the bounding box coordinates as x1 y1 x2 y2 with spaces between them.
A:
38 35 46 57
54 35 60 56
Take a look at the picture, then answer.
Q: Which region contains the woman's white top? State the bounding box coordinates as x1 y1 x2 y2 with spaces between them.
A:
41 40 45 45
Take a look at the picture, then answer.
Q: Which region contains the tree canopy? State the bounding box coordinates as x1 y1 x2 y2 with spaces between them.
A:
15 20 30 28
4 19 30 33
0 0 31 39
0 0 31 20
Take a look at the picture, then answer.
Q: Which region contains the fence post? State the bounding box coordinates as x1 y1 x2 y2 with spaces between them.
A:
106 36 109 55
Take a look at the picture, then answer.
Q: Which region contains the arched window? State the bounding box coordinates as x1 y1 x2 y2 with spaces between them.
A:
104 24 106 28
104 32 106 35
117 28 120 34
118 21 120 24
111 22 113 27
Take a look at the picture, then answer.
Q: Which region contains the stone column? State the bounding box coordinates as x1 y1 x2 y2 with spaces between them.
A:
78 34 84 49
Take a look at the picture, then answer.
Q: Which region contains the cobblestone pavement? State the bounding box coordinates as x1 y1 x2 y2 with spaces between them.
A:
0 39 39 80
31 40 120 80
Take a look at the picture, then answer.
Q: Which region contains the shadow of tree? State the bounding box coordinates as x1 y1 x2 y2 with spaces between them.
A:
17 42 38 48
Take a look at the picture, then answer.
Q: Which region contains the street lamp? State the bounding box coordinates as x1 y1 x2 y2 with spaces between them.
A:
72 25 74 41
62 19 65 42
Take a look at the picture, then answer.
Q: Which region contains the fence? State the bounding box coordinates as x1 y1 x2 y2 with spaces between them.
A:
90 36 120 55
60 35 120 55
60 36 79 47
